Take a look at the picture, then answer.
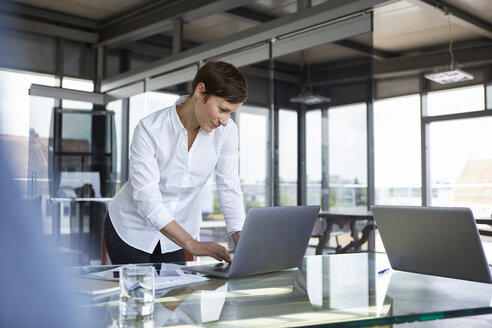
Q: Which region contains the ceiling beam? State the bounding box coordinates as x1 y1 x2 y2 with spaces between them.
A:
335 39 395 60
119 42 172 59
0 1 98 30
225 7 275 24
241 65 301 84
101 0 389 92
226 5 394 60
409 0 492 39
117 34 201 59
97 0 258 48
29 84 109 105
145 34 200 51
0 12 98 43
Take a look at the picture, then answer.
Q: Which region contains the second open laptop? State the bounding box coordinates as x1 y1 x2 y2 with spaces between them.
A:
372 205 492 283
183 205 320 278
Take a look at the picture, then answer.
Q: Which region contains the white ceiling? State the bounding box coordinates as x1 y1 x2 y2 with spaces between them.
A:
373 0 486 53
445 0 492 22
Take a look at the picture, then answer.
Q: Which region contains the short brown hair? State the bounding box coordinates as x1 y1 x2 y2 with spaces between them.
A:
189 61 248 104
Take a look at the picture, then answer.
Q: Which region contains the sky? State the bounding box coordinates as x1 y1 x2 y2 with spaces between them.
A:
374 94 421 188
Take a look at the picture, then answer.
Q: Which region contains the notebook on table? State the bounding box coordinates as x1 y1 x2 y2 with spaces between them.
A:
372 205 492 283
183 205 320 278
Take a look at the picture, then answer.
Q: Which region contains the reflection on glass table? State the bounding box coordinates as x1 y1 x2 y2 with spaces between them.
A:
315 210 374 255
74 253 492 327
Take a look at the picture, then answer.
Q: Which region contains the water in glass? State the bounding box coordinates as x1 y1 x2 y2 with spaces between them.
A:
119 265 155 318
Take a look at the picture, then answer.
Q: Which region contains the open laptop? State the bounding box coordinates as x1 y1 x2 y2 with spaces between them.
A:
183 205 320 278
372 205 492 283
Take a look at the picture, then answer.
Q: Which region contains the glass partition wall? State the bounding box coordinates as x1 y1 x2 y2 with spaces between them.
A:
130 63 274 251
100 11 378 255
374 94 421 205
267 29 376 253
0 70 56 196
97 5 491 259
276 30 375 213
5 2 490 268
279 109 298 206
28 86 118 265
120 70 492 259
19 10 387 260
426 86 492 217
118 21 376 253
238 104 269 210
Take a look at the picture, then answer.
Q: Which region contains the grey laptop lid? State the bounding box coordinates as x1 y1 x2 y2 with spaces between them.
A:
372 205 492 283
183 205 320 278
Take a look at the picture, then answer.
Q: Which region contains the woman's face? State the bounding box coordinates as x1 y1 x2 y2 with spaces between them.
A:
194 83 242 133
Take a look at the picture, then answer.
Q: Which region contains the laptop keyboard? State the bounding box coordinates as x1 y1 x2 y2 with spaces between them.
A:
213 264 230 273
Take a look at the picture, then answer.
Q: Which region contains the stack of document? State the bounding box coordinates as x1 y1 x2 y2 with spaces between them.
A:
74 264 208 296
155 271 208 290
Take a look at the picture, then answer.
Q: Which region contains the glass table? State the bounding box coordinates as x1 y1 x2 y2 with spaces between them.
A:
73 253 492 327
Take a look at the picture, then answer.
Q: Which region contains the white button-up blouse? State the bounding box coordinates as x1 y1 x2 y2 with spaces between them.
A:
108 96 245 254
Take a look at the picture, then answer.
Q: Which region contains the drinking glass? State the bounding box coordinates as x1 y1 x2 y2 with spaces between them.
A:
119 265 155 318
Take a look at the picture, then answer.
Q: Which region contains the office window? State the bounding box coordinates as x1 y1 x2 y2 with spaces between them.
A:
0 69 55 138
106 100 123 191
0 69 55 195
374 94 421 205
238 105 268 210
427 85 485 116
198 104 268 245
61 77 94 110
129 91 180 150
328 103 367 210
29 98 56 235
306 109 322 205
429 116 492 217
279 109 297 205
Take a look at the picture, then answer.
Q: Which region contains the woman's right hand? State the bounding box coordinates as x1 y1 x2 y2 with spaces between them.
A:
187 240 232 263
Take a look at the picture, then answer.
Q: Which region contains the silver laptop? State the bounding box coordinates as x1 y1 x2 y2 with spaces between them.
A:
183 205 320 278
372 205 492 283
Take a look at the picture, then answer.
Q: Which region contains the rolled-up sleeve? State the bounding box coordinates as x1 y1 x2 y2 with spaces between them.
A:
215 123 245 235
130 122 174 230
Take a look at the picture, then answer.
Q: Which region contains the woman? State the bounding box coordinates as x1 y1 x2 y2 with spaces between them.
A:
104 61 248 264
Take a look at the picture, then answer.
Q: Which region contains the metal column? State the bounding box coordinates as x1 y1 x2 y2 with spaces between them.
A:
119 49 131 185
297 104 307 205
321 108 330 210
420 76 431 206
266 41 278 206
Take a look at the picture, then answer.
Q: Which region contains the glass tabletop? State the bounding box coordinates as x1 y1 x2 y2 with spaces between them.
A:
75 253 492 327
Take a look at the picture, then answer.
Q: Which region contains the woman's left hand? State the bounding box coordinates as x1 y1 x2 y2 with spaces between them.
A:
187 240 232 263
160 220 231 263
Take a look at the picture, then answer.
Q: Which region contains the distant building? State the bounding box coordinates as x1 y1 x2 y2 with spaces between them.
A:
454 158 492 216
1 134 32 195
0 133 91 198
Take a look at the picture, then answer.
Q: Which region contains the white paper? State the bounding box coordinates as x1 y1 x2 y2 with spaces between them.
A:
155 274 208 291
82 264 209 291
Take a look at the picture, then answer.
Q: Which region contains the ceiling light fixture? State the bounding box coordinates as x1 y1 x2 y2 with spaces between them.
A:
425 68 474 84
289 93 331 105
424 9 473 85
290 56 330 105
